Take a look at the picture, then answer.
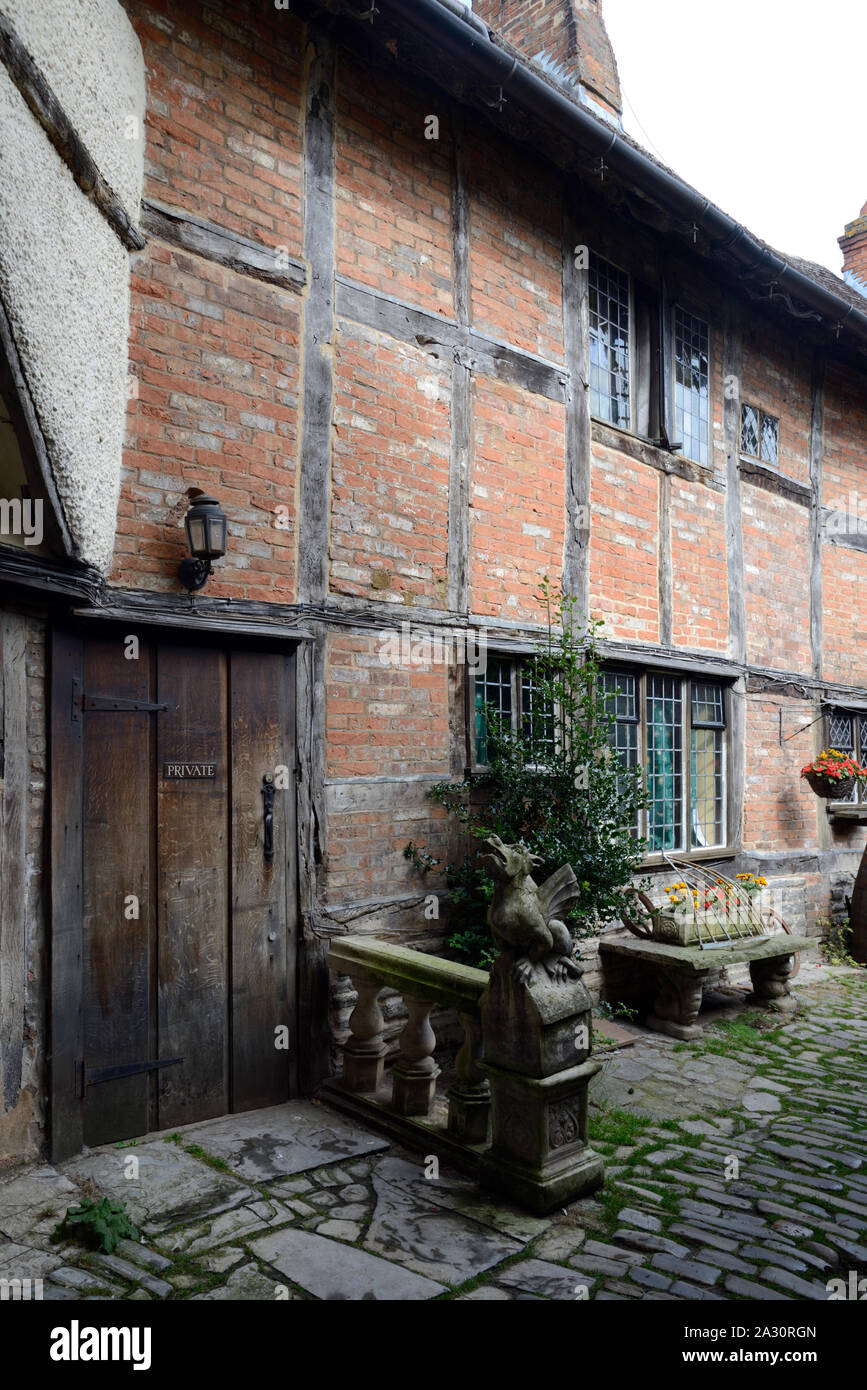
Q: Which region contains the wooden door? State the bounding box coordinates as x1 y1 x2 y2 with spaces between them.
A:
50 631 297 1158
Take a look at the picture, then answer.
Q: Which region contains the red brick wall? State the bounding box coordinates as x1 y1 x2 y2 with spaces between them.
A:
467 133 563 361
116 240 300 600
124 0 303 250
325 634 451 780
330 323 451 604
473 0 622 115
742 698 818 853
324 634 451 902
335 52 453 317
742 485 811 673
588 445 659 641
670 479 728 652
115 0 304 600
469 378 566 622
740 327 811 486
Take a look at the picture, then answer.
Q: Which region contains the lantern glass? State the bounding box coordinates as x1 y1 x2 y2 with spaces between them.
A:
186 514 208 556
184 495 227 559
206 511 227 557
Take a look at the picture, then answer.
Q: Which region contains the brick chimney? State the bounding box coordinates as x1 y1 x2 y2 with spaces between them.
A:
473 0 622 121
839 201 867 297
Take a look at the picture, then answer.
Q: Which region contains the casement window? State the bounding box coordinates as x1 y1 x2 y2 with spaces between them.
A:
740 404 779 466
473 656 555 766
673 307 710 465
588 251 711 465
825 709 867 804
602 669 728 853
473 658 729 855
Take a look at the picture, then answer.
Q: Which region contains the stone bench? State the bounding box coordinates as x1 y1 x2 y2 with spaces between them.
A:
599 932 813 1040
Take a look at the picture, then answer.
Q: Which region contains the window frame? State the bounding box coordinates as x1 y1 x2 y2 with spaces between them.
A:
586 249 713 467
740 402 780 467
471 657 734 862
824 707 867 808
603 664 733 862
670 301 711 467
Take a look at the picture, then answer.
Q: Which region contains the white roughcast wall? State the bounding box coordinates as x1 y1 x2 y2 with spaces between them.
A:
0 0 145 571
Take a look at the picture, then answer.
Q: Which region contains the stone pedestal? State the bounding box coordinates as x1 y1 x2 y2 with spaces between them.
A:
478 955 604 1213
748 953 798 1014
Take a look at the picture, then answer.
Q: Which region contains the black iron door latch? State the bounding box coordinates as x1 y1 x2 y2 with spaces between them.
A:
262 773 275 863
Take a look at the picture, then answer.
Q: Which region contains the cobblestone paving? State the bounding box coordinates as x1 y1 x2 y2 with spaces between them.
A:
1 966 864 1301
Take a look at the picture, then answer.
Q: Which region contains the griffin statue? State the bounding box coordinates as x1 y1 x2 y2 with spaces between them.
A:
479 833 582 987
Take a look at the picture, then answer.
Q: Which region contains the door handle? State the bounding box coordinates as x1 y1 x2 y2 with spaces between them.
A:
262 774 275 863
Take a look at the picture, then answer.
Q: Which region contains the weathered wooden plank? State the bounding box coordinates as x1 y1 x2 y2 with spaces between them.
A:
0 613 27 1112
0 11 144 251
562 200 591 610
808 353 825 685
657 471 672 647
335 278 566 401
229 651 296 1110
298 28 336 605
722 308 746 664
49 628 85 1161
80 637 153 1146
447 358 470 615
156 646 229 1127
141 200 307 293
739 457 811 506
296 627 331 1092
590 420 724 490
452 107 469 327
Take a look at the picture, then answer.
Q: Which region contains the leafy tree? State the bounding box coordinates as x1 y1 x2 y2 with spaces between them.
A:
405 582 648 967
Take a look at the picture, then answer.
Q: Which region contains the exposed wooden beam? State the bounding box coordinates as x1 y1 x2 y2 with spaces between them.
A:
562 199 591 611
298 27 336 605
808 354 825 684
141 200 307 293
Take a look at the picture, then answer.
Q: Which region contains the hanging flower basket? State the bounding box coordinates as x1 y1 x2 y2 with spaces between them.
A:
801 749 866 800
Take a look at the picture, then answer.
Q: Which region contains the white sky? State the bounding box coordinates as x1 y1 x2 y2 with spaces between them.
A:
603 0 866 275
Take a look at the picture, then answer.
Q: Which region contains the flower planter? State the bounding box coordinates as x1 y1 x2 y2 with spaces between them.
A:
803 770 855 799
651 908 763 946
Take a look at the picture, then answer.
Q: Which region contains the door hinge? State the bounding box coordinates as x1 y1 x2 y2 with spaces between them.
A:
79 1057 183 1095
82 695 171 713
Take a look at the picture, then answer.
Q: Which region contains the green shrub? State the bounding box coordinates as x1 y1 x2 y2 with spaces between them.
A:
406 582 648 968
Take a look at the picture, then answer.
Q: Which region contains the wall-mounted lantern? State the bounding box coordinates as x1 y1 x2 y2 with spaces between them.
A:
178 492 227 592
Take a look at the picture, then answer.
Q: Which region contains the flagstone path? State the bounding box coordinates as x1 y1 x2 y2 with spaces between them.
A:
1 963 865 1301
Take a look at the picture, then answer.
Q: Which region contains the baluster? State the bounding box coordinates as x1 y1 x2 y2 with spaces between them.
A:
447 1011 490 1144
391 994 440 1115
342 973 387 1093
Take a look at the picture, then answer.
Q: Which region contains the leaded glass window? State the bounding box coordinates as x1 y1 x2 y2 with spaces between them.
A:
646 675 683 850
474 657 512 764
673 307 709 465
741 403 779 465
589 252 631 428
690 683 726 847
827 709 864 804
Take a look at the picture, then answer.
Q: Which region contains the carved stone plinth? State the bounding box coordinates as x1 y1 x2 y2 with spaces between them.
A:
478 955 603 1213
391 995 441 1116
342 975 387 1093
479 1058 604 1213
749 953 798 1014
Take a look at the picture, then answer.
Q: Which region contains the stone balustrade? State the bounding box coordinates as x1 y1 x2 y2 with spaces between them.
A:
327 936 491 1153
